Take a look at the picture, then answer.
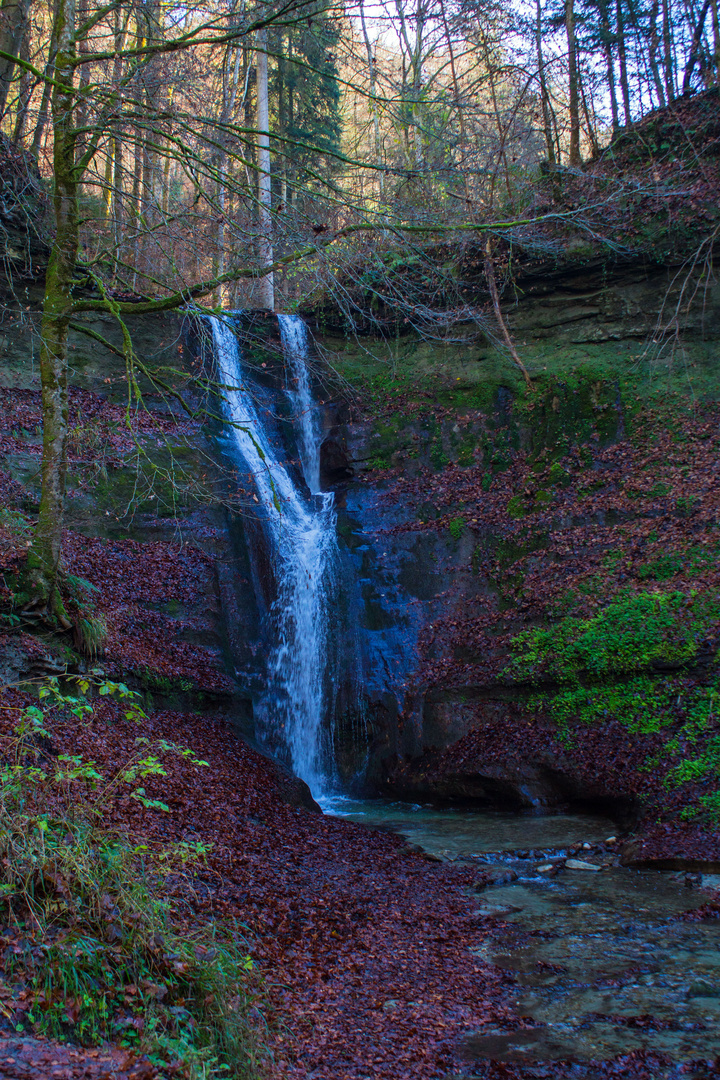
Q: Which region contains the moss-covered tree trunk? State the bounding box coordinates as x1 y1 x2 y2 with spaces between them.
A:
26 0 77 622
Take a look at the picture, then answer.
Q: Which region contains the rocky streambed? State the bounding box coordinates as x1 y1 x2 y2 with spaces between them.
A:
329 800 720 1077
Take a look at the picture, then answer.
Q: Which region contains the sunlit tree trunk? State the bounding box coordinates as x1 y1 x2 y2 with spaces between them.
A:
256 26 274 310
579 66 600 156
30 26 58 157
10 26 30 142
596 0 622 129
0 0 31 119
360 2 384 196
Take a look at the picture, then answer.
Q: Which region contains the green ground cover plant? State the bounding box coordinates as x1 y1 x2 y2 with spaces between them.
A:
0 678 264 1078
506 590 719 684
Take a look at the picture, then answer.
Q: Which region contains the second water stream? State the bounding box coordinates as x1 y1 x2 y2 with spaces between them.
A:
327 798 720 1072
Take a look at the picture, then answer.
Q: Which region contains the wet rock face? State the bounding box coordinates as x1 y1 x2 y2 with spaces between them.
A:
319 438 353 485
321 262 720 842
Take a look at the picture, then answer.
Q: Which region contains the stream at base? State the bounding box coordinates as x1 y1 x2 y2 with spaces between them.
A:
324 798 720 1072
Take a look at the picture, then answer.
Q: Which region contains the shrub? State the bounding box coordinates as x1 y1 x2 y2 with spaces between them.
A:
0 680 265 1078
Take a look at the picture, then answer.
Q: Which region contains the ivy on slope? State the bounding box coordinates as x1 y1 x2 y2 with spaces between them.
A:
506 590 720 684
506 594 720 823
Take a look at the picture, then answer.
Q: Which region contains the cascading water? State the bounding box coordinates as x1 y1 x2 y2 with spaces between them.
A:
210 313 338 798
278 314 323 495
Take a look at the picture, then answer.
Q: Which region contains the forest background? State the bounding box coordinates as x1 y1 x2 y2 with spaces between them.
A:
0 0 717 610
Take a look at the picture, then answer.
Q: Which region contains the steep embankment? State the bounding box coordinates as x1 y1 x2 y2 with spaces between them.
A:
323 249 720 867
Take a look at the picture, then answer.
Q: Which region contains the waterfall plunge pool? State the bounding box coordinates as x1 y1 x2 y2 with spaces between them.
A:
324 797 720 1073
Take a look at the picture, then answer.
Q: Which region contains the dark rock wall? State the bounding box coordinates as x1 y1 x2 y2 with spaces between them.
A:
321 255 720 825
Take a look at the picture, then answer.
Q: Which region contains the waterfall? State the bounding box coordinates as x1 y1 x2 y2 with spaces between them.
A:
278 314 322 495
209 313 337 797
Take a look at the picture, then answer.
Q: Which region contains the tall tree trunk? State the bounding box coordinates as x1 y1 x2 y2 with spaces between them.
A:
566 0 581 164
683 0 713 89
536 0 557 162
360 1 385 195
0 0 31 118
256 26 274 310
579 64 600 156
10 26 30 142
662 0 675 100
648 0 667 103
30 28 58 157
27 0 78 620
616 0 632 123
597 0 621 129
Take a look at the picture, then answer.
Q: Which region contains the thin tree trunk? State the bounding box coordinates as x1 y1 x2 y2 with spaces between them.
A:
597 0 621 129
662 0 675 100
27 0 78 620
616 0 632 123
256 26 274 310
579 64 600 156
0 0 31 118
360 2 384 195
648 0 667 103
683 0 713 89
30 29 58 157
130 126 143 290
10 27 30 142
566 0 581 164
536 0 557 162
484 237 531 389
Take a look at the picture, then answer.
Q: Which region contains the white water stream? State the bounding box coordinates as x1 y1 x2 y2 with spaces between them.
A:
210 313 338 797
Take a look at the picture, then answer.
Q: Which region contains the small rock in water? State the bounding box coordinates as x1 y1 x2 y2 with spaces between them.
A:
475 867 519 889
537 864 554 873
474 903 522 917
565 858 601 871
583 843 592 850
687 979 720 999
605 836 617 844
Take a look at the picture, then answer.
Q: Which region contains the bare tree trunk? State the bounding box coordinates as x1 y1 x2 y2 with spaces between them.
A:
111 12 125 277
615 0 632 123
566 0 581 164
484 237 531 389
648 0 667 103
30 27 58 157
26 0 78 620
130 126 143 290
360 1 384 195
662 0 675 100
536 0 557 162
10 25 30 142
597 0 622 129
683 0 713 89
579 64 600 156
0 0 31 118
256 26 274 310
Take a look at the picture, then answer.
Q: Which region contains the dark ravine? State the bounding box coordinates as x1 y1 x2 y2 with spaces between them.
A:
0 241 719 1078
2 246 719 860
